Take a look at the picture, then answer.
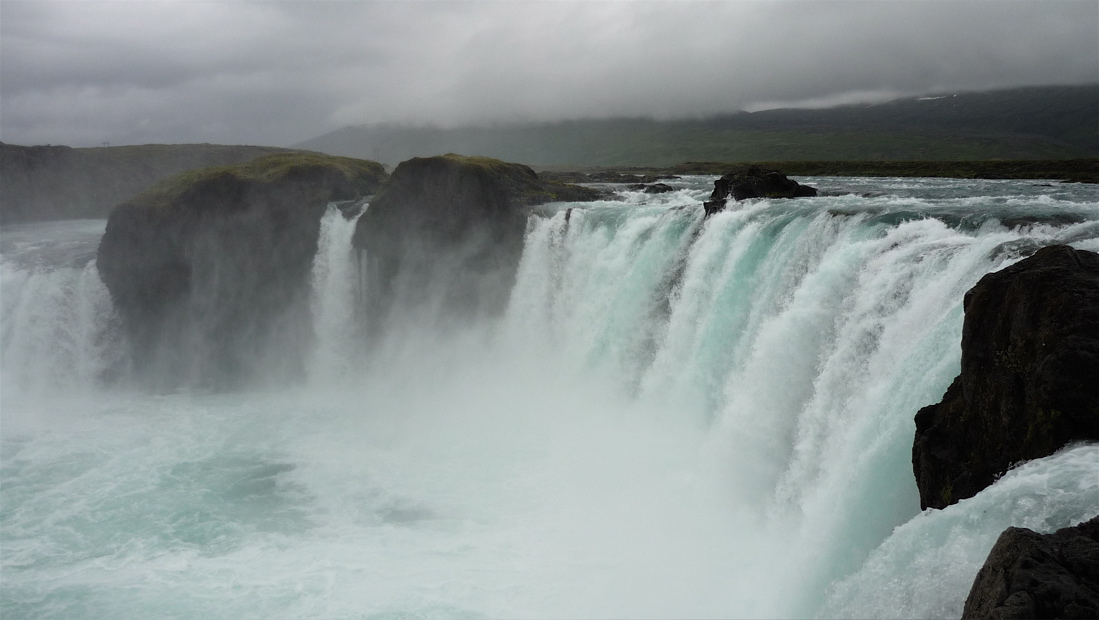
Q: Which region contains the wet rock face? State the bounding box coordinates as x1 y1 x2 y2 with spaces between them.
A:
963 516 1099 619
96 154 386 389
644 183 676 194
912 245 1099 510
353 154 599 321
703 166 817 214
627 182 675 194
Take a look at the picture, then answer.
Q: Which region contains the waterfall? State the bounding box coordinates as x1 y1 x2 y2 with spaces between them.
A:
1 249 122 396
501 189 1099 616
2 178 1097 618
308 203 367 382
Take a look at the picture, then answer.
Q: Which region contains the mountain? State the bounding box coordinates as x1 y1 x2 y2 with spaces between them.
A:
0 142 304 223
296 84 1099 167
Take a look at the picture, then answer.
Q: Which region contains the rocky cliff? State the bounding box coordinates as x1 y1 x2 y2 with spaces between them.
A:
912 244 1099 510
0 142 302 223
97 153 386 389
353 153 601 322
963 516 1099 619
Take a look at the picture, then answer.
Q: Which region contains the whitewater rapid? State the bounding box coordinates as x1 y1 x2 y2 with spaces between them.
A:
2 178 1098 618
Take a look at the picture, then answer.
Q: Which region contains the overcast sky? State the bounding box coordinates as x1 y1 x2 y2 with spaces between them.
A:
2 0 1096 148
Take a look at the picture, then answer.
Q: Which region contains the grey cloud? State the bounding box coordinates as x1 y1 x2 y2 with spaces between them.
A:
2 0 1096 147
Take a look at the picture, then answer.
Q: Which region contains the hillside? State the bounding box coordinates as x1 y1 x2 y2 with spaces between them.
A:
665 159 1099 183
0 142 305 223
297 84 1099 167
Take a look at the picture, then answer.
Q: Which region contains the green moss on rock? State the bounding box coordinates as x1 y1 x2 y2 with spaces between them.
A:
0 142 325 223
131 153 387 212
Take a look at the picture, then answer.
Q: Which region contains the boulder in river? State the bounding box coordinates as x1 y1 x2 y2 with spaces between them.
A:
704 166 817 215
644 183 676 194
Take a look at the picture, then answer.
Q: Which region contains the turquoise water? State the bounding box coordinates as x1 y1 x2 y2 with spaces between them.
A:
3 178 1098 618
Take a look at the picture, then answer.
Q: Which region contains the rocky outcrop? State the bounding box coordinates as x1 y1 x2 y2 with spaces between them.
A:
645 183 676 194
97 153 386 389
353 154 600 321
0 141 304 223
703 166 817 215
912 245 1099 510
962 516 1099 619
627 182 676 194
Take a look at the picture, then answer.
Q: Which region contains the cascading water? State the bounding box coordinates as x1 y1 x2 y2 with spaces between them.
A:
308 203 367 382
2 178 1097 619
0 220 122 397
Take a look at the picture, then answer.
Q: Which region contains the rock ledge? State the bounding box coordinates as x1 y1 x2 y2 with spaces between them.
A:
912 244 1099 510
963 516 1099 619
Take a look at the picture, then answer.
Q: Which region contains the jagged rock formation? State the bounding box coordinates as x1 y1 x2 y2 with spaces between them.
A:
97 153 386 389
962 516 1099 619
0 141 304 223
912 245 1099 510
353 153 600 321
703 166 817 215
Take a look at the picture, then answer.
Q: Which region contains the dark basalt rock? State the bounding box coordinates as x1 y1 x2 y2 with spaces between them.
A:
962 516 1099 619
624 183 675 194
644 183 676 194
97 153 386 389
353 154 600 321
912 245 1099 510
704 166 817 215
